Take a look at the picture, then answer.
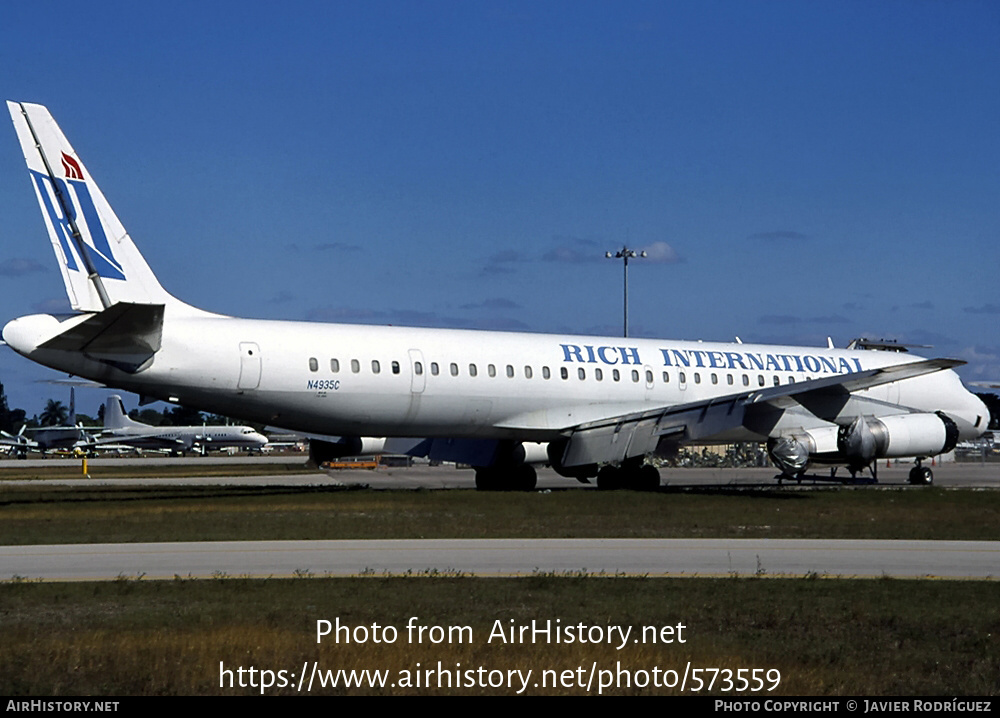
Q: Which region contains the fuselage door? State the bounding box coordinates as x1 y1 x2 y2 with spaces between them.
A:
238 342 261 390
409 349 425 394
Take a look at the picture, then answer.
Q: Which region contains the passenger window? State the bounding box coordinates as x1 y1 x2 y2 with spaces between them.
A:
506 365 515 378
524 366 533 379
694 372 701 384
662 371 669 383
742 374 749 386
679 371 686 383
414 362 423 375
351 359 360 373
392 361 400 375
469 364 477 377
542 366 551 379
372 360 380 374
632 370 640 383
450 363 459 376
727 374 734 385
711 373 718 385
613 369 621 382
773 376 780 386
330 358 340 373
758 375 765 387
560 367 568 380
645 370 653 383
309 357 318 372
578 367 586 380
430 362 439 376
595 368 603 381
488 364 496 378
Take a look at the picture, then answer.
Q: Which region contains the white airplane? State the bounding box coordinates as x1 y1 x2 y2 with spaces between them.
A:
99 395 267 454
1 102 989 488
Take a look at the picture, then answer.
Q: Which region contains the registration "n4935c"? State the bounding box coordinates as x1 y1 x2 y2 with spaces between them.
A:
307 379 340 391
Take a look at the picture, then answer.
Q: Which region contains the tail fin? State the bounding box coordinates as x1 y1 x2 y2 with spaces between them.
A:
7 101 188 313
103 395 143 430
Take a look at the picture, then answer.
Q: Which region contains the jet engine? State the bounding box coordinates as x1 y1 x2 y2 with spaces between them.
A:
836 412 959 471
307 436 386 467
768 412 960 477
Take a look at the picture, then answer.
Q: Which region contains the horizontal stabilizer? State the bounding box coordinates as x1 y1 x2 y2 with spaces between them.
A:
39 302 164 373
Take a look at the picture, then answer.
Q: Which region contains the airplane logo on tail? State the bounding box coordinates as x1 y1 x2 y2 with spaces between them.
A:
30 156 125 281
61 152 84 180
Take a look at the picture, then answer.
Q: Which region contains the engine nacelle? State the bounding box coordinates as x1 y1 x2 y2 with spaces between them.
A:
767 425 840 476
520 441 551 465
307 436 386 467
837 413 959 469
769 413 960 476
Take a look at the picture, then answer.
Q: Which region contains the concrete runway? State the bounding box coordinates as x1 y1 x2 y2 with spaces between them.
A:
3 538 997 581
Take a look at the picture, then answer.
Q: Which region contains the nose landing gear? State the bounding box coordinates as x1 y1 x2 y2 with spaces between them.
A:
908 460 933 485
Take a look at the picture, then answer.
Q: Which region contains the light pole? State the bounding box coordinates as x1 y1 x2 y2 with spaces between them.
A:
605 246 646 338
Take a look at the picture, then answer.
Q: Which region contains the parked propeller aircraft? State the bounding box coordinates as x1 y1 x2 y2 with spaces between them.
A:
0 388 96 457
1 102 989 488
99 395 267 454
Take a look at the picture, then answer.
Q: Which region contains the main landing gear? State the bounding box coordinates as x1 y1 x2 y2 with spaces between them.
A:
474 464 538 491
596 459 660 491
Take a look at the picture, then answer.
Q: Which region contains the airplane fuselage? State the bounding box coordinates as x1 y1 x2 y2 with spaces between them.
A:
3 310 986 445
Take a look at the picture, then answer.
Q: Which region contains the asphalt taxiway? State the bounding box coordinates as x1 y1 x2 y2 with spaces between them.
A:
3 538 997 581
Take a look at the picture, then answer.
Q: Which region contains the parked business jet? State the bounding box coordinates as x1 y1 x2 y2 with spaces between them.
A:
2 102 988 488
99 395 267 454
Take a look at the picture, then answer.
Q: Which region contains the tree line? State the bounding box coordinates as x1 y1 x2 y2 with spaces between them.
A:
0 382 246 433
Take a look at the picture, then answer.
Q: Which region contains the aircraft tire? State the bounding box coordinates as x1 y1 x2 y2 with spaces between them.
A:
597 465 622 490
632 464 660 491
475 468 501 491
515 464 537 491
908 466 934 485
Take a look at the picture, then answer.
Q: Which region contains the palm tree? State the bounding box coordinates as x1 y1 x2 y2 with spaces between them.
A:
39 400 68 427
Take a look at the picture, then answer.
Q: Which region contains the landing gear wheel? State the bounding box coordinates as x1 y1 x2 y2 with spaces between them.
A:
631 464 660 491
475 468 501 491
514 464 537 491
475 465 537 491
596 465 622 490
908 465 933 485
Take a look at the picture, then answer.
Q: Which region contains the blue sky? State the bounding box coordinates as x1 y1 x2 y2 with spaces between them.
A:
1 1 998 417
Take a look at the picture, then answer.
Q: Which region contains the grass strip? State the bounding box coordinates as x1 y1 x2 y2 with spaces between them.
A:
1 576 996 695
1 485 998 544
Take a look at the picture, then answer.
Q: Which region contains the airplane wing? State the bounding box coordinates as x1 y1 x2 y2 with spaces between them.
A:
91 431 188 449
0 428 34 453
543 358 963 468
